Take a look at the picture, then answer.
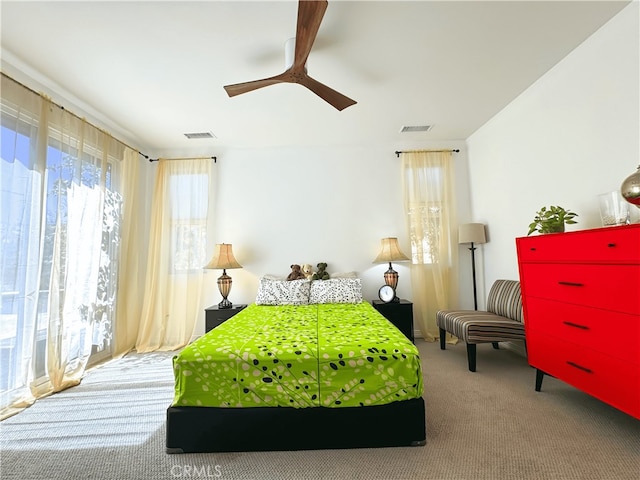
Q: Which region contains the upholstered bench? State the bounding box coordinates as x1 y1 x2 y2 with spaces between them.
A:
436 279 525 372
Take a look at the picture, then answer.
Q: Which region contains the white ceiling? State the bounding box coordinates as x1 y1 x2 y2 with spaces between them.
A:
0 1 631 156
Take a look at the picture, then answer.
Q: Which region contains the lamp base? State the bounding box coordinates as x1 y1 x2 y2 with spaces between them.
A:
217 270 233 309
384 262 401 302
218 298 233 309
384 262 399 290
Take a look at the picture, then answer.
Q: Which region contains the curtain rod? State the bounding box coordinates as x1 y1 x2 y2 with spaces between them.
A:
148 156 217 163
395 149 460 157
2 73 149 160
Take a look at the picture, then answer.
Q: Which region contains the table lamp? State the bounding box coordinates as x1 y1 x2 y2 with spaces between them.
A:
204 243 242 309
373 237 410 294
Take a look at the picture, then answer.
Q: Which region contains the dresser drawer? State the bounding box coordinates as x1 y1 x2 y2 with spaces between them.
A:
520 263 640 315
528 331 640 418
524 297 640 364
516 226 640 263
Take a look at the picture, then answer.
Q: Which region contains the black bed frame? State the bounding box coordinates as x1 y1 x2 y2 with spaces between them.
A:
166 397 426 453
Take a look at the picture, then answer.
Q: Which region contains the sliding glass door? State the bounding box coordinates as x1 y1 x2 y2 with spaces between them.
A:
1 75 124 417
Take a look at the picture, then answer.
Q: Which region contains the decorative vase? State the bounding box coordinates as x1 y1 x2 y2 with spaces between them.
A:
598 191 630 226
545 224 565 234
621 165 640 208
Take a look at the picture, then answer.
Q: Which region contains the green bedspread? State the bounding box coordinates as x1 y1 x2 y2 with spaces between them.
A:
172 302 423 408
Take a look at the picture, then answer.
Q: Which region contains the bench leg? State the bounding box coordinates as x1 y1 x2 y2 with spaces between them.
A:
492 342 499 350
466 344 476 372
439 328 446 350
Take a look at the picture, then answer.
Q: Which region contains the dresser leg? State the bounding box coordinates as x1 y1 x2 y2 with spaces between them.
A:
535 368 545 391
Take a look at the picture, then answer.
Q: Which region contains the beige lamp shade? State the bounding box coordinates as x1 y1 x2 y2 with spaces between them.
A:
458 223 486 245
204 243 242 270
373 237 410 264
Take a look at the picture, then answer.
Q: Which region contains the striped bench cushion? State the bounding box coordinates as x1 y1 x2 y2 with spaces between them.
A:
436 310 525 344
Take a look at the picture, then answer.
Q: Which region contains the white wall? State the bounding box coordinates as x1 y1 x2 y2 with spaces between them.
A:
199 142 472 334
466 2 639 306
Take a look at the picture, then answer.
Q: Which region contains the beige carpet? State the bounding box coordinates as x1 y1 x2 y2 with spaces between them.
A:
1 340 638 480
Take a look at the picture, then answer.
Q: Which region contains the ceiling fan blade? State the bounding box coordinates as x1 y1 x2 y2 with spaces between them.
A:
224 1 357 110
298 74 356 111
293 0 328 70
224 72 288 97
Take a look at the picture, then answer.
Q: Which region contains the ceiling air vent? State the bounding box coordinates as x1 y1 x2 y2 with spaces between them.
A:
400 125 433 133
184 132 216 139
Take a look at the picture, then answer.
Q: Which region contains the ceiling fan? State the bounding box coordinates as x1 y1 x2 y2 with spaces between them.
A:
223 0 356 111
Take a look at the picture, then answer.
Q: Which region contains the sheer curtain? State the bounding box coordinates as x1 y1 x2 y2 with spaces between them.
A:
113 148 144 357
135 158 214 352
0 74 131 419
401 151 458 341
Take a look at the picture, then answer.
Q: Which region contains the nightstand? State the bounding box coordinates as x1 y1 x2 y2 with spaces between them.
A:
205 304 247 332
371 299 414 343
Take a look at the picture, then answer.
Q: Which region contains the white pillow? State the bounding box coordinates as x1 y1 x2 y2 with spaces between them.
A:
309 278 363 304
255 277 311 305
329 271 358 279
262 273 285 281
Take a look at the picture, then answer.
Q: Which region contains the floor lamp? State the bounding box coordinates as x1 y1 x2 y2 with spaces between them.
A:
459 224 487 310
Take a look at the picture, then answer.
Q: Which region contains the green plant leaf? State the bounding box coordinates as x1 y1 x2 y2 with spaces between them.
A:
528 205 578 235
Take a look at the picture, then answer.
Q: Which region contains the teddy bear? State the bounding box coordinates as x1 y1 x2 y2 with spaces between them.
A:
312 262 330 280
301 264 314 280
286 264 306 281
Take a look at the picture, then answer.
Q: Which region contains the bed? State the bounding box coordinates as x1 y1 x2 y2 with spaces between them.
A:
166 277 426 453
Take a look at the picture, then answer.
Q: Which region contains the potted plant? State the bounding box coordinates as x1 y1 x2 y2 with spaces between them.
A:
527 205 578 235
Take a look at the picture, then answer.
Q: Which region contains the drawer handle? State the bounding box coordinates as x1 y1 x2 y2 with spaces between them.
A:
607 243 616 248
567 361 593 374
529 247 536 251
562 321 589 331
558 281 584 287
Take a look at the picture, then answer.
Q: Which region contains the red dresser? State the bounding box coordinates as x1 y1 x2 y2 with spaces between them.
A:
516 224 640 419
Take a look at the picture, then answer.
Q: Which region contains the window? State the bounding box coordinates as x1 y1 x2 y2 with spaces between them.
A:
404 165 446 265
407 204 442 265
169 173 208 273
1 74 125 416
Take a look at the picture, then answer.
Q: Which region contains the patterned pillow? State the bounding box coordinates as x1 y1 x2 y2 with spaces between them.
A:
309 278 363 304
255 277 311 305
